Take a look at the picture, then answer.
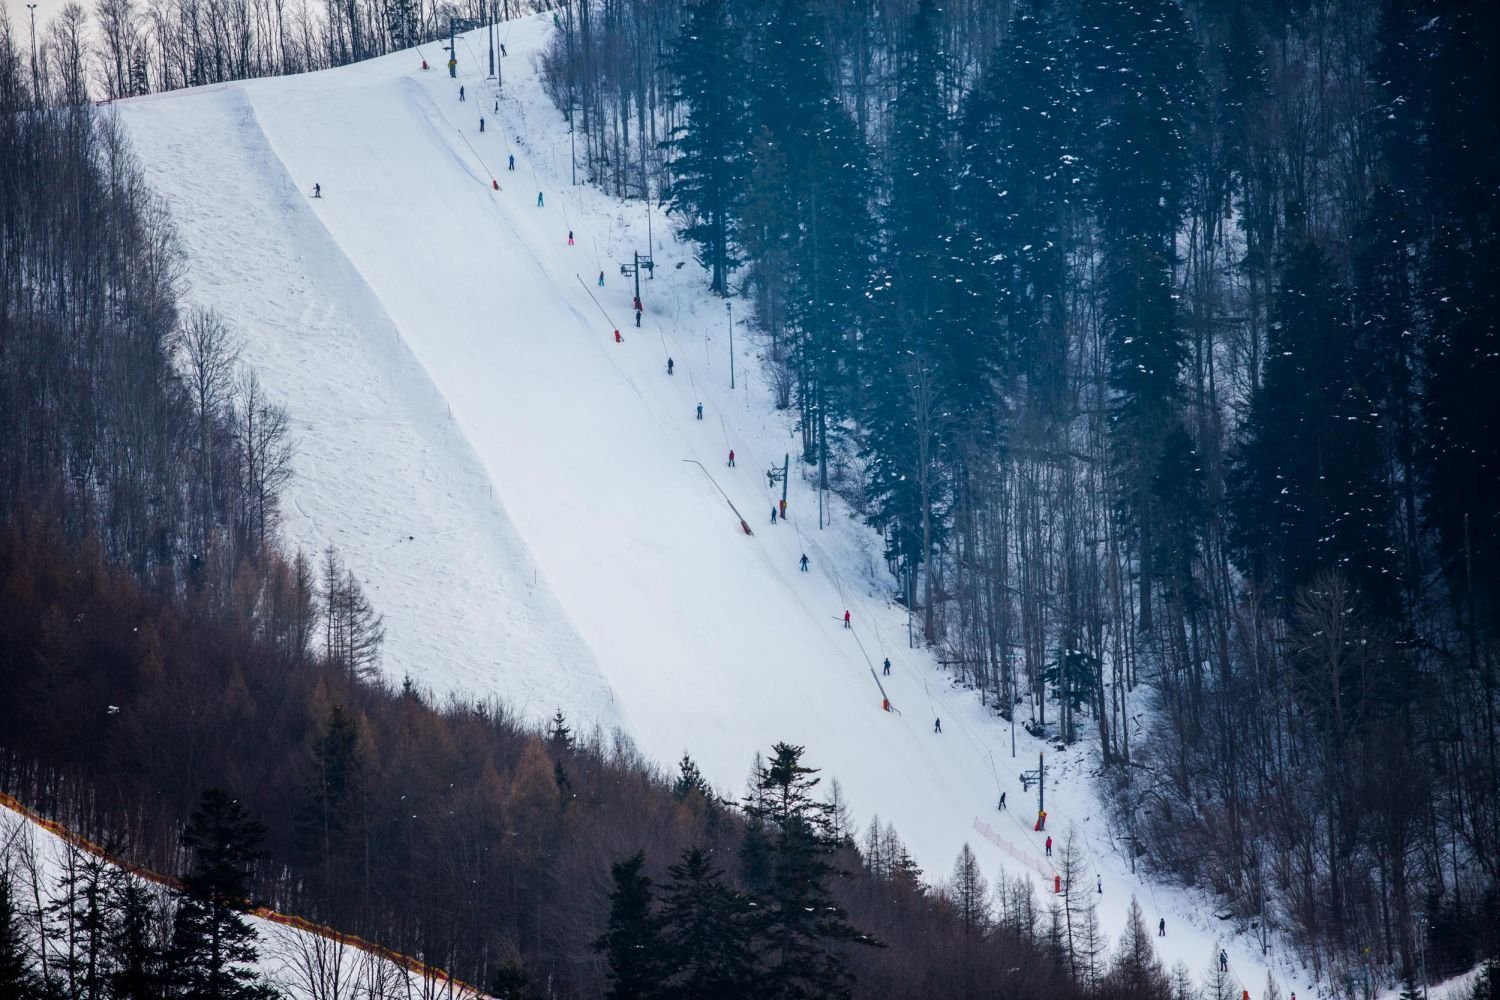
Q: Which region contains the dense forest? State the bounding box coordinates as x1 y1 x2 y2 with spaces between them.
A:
3 0 1500 994
0 10 1187 999
537 0 1500 990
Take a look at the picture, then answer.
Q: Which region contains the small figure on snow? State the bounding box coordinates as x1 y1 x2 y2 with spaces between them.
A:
998 791 1006 810
883 657 891 675
1158 918 1166 937
537 191 544 207
635 309 642 327
770 506 778 525
508 154 515 171
843 610 851 629
598 270 605 286
312 182 321 198
696 402 703 420
933 718 942 733
1096 875 1102 894
1218 950 1228 973
667 357 674 375
1045 835 1052 857
614 329 622 343
568 230 574 245
799 553 809 572
500 43 508 56
479 117 485 132
459 85 466 101
728 449 735 467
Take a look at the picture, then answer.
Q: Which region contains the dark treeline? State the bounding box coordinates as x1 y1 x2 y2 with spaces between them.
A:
544 0 1500 990
1 520 1125 999
10 0 550 102
0 20 1159 999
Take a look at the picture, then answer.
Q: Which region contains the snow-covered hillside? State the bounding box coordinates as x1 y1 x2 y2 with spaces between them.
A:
113 16 1301 996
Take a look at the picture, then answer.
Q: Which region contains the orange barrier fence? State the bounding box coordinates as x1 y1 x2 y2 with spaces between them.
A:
971 816 1055 880
0 791 486 998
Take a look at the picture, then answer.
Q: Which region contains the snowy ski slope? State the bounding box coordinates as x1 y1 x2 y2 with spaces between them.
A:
115 16 1307 995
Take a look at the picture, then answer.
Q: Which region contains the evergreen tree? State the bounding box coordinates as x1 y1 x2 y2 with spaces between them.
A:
596 852 667 1000
548 708 574 753
740 742 875 998
293 704 364 896
959 0 1077 412
1232 236 1396 614
662 0 751 295
658 848 757 1000
168 790 276 1000
108 879 164 1000
671 752 706 801
1076 0 1201 630
0 870 39 1000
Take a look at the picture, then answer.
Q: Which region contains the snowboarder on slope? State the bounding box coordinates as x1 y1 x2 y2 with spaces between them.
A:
843 610 851 628
799 553 809 572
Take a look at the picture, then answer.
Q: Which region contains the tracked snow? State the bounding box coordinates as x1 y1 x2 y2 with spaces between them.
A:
114 17 1305 996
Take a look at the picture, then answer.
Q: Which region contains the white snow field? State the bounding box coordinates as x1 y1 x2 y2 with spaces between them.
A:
114 16 1312 996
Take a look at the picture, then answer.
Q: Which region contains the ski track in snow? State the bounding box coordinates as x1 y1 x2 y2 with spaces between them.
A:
112 19 1335 996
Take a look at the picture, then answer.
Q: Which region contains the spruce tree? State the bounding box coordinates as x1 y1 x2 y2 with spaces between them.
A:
596 852 667 1000
168 789 276 1000
108 879 164 1000
293 704 364 897
740 742 875 998
0 870 39 1000
658 848 757 1000
662 0 750 295
1104 896 1171 997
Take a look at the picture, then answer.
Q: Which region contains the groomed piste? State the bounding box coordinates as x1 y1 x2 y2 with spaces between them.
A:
115 14 1298 994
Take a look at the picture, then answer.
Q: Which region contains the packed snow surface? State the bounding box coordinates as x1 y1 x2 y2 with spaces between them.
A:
115 16 1310 996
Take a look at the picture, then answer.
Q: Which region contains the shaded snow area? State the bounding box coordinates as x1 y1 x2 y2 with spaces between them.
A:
111 15 1357 997
0 806 467 998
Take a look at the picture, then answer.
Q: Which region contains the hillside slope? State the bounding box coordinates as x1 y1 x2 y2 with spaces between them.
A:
115 18 1291 996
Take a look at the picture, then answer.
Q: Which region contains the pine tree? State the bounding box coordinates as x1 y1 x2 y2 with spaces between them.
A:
1076 0 1201 630
107 879 164 1000
740 742 875 998
671 752 706 801
168 790 276 1000
294 704 364 895
549 708 574 753
596 852 667 1000
959 0 1076 412
0 870 39 1000
658 847 757 1000
662 0 751 295
1232 235 1396 614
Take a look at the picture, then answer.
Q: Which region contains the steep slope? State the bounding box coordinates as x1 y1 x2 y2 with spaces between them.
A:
114 19 1294 996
